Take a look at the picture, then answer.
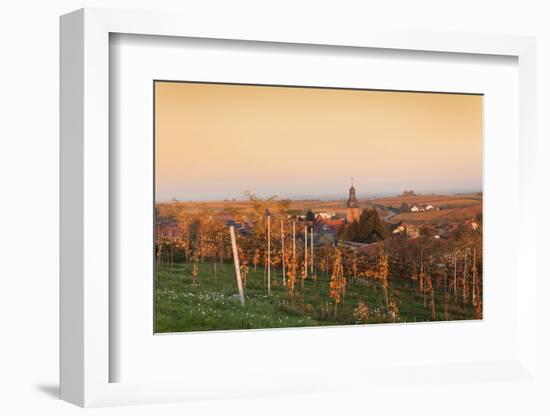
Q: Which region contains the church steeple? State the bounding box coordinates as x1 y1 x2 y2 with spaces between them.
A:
347 177 359 208
345 178 360 223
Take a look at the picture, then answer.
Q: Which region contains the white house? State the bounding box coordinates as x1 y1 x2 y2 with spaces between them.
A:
315 212 334 220
392 224 406 234
411 204 436 212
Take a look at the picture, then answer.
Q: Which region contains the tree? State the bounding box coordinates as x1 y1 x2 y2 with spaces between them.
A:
252 248 261 271
329 249 346 318
377 247 389 309
399 202 410 213
419 226 433 238
286 255 297 295
337 224 346 241
287 209 302 218
243 191 277 232
365 208 385 243
344 220 359 241
339 209 385 243
305 209 315 222
358 209 370 239
278 199 291 216
238 246 249 288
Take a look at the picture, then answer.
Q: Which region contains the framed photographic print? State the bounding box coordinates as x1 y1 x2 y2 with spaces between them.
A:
153 80 483 333
60 7 539 408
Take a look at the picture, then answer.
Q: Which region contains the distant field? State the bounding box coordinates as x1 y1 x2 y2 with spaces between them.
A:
388 204 482 225
157 199 352 216
371 194 482 209
156 193 482 225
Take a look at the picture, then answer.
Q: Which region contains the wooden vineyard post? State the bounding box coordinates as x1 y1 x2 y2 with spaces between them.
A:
267 215 271 296
264 256 267 286
281 220 286 285
304 226 308 277
229 226 245 306
453 250 457 301
292 220 296 259
463 248 468 304
185 231 189 263
472 248 477 305
429 275 436 321
219 233 224 264
310 227 314 275
196 234 200 263
169 233 174 272
155 232 162 292
156 233 163 269
419 248 426 307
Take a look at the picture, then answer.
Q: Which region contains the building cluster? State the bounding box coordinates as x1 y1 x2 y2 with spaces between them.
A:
391 222 420 239
409 204 439 212
155 181 480 246
391 218 480 240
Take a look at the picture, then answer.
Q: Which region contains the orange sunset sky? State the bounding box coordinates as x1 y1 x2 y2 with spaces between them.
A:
155 81 482 202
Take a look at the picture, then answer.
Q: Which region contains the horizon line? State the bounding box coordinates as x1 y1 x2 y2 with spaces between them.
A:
155 190 483 204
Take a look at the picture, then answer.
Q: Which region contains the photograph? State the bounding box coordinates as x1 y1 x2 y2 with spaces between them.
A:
154 81 483 333
1 0 543 412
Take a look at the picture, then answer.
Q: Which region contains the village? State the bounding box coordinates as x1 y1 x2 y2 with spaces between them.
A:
155 182 482 255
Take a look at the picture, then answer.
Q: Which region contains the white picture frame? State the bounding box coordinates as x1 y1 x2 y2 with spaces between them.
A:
60 7 538 408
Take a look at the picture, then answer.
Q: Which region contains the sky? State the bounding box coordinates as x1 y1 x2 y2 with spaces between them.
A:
155 81 482 202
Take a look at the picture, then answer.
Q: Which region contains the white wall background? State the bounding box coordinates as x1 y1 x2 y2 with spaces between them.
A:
0 1 548 415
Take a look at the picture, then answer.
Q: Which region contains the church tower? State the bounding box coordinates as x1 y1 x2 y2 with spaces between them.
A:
345 178 360 223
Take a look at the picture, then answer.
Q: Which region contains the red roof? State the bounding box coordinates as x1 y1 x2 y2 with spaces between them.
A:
316 218 344 231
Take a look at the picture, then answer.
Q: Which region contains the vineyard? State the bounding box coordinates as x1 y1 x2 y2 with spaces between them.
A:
154 196 482 333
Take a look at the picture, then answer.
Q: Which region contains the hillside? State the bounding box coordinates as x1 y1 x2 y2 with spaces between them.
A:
388 204 482 225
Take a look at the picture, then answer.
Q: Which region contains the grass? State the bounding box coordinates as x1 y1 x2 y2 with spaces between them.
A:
154 261 478 333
